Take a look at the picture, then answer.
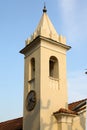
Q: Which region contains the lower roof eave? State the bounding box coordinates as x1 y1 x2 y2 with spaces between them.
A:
53 112 77 118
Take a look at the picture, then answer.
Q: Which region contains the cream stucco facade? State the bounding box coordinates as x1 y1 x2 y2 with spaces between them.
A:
20 6 87 130
72 111 86 130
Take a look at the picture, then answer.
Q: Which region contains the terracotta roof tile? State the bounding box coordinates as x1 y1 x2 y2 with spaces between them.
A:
54 108 77 115
0 117 23 130
68 98 87 111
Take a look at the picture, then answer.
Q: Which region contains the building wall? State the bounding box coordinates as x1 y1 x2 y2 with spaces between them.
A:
23 43 40 130
72 111 86 130
23 36 69 130
40 39 68 130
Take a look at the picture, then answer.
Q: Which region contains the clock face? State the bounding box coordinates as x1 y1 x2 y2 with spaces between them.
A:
26 90 36 111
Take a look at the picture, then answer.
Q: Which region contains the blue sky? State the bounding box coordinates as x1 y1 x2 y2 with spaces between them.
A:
0 0 87 122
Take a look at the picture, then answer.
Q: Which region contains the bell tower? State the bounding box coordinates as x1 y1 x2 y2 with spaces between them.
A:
20 6 71 130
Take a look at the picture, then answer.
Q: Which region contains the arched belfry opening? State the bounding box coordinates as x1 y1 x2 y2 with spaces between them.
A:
49 56 59 79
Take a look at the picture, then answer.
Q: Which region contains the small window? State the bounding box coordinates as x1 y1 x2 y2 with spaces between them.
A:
31 58 35 79
49 56 58 78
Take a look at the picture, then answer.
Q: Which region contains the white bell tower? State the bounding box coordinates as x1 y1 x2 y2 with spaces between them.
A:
20 6 71 130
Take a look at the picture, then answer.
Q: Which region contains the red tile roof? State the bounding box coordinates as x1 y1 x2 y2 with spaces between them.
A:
53 108 77 115
0 117 23 130
53 98 87 117
68 98 87 111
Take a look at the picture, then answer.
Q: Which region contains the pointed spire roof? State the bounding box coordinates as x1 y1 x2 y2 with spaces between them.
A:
26 6 66 45
35 6 59 40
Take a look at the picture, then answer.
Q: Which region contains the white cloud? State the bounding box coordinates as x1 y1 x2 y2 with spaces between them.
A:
58 0 77 48
57 0 87 103
60 0 76 16
59 0 87 48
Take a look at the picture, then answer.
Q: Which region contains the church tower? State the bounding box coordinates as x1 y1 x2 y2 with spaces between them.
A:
20 6 71 130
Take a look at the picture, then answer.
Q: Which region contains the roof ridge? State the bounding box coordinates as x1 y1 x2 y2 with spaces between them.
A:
53 107 77 115
69 98 87 105
68 98 87 111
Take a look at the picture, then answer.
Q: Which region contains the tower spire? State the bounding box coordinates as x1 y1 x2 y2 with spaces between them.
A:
43 2 47 13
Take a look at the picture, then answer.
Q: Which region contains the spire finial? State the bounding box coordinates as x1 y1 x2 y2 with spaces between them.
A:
43 2 47 13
